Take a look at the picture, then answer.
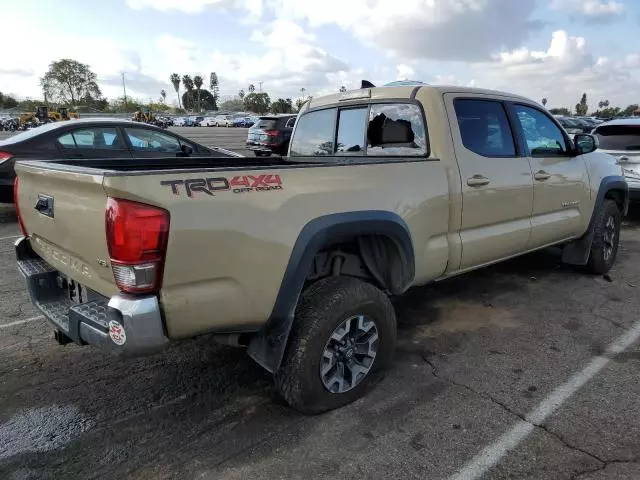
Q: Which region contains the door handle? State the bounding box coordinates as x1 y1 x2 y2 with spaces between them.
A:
467 175 490 187
534 171 551 181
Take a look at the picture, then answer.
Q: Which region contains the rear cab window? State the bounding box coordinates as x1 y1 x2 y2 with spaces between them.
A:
289 103 427 158
56 127 123 149
593 124 640 151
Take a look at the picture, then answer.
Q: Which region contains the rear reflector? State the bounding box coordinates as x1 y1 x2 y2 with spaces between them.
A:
105 198 169 294
13 177 27 236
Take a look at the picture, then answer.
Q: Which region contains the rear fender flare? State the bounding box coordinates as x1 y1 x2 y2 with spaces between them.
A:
247 211 414 373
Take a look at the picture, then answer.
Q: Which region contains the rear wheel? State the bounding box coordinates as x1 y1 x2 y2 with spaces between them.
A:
274 276 396 414
586 199 621 274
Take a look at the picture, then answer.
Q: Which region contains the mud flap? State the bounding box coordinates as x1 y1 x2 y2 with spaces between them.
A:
561 223 595 266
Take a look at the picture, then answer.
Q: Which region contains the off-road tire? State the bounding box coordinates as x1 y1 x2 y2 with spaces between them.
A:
586 199 621 274
274 276 396 415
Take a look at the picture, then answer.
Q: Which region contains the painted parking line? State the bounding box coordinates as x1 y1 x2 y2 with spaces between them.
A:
451 319 640 480
0 315 43 329
0 235 20 241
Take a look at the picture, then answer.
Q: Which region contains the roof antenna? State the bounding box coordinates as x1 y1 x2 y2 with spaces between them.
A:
361 80 376 89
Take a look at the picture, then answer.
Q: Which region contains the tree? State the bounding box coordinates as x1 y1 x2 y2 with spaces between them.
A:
622 104 639 117
339 86 347 93
193 75 204 112
295 98 307 111
248 84 256 93
182 89 218 111
106 96 139 113
238 89 245 99
598 100 610 109
244 92 270 113
0 92 18 109
220 98 244 111
160 89 167 103
40 59 102 105
575 93 588 116
549 107 571 116
300 87 306 96
541 98 547 107
170 74 181 109
182 75 194 110
209 72 219 110
271 98 294 114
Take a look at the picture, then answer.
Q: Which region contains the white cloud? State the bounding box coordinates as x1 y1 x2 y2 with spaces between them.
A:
551 0 625 22
471 30 640 108
126 0 542 61
396 64 415 80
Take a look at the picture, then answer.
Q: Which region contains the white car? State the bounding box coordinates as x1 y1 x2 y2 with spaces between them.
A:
200 117 217 127
172 117 187 127
592 118 640 202
214 115 235 127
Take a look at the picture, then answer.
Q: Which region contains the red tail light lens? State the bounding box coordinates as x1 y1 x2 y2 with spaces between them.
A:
0 151 14 163
105 198 170 294
265 130 280 145
13 177 27 236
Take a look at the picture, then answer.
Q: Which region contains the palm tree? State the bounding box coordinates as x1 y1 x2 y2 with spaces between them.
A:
193 75 203 112
169 74 181 109
339 86 347 93
300 87 306 97
238 89 245 99
542 98 547 107
248 84 256 93
160 89 167 104
182 75 194 110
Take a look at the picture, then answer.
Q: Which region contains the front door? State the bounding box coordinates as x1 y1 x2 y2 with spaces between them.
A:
510 104 591 247
445 95 534 270
56 126 132 159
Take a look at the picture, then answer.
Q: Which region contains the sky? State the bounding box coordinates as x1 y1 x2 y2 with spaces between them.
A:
1 0 640 110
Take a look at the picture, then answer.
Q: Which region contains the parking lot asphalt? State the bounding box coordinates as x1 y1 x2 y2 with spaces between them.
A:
1 128 640 479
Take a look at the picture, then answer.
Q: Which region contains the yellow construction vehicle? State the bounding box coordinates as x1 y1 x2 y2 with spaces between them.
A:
18 106 78 127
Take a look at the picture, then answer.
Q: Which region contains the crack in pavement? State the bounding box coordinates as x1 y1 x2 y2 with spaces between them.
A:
421 355 618 477
571 459 640 480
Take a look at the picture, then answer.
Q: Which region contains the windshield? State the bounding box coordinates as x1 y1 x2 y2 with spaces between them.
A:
594 125 640 150
253 118 278 130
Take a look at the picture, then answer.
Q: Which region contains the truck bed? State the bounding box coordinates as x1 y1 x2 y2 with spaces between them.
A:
39 156 292 173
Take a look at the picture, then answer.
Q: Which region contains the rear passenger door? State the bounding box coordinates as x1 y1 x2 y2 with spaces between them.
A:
445 95 534 269
56 126 132 159
510 104 591 247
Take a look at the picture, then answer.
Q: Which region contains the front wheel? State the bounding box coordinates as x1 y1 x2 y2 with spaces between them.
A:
586 199 621 274
275 277 396 415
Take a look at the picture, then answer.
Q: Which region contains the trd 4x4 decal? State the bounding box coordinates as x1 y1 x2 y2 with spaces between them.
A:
161 174 283 197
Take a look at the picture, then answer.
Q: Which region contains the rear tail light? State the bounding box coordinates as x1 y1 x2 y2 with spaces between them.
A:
105 198 170 294
14 177 27 236
0 151 13 164
265 130 280 145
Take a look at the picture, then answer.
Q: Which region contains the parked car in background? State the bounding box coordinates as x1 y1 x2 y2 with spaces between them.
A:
593 118 640 201
193 116 205 127
201 116 217 127
234 116 254 128
246 114 296 156
214 115 235 127
555 116 591 134
0 117 240 203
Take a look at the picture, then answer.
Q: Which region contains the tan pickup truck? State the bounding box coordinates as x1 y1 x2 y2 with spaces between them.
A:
14 84 628 413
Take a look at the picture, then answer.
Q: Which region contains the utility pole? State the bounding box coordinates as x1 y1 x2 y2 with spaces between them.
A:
121 72 128 114
259 81 263 93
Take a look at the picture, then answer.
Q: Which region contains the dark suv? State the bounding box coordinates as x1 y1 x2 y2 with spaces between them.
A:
246 115 296 156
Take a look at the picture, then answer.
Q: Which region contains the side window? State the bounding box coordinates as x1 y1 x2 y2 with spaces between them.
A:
289 108 337 156
125 128 181 152
336 108 368 154
57 133 76 147
454 99 516 157
367 104 427 156
514 105 567 156
57 128 123 149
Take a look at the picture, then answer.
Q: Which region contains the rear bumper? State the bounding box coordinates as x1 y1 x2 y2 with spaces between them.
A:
15 237 167 355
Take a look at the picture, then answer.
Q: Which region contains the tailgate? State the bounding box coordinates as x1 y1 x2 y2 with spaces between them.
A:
16 163 118 297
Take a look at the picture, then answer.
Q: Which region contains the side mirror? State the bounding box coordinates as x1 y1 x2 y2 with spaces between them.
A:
574 134 598 155
180 144 193 157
